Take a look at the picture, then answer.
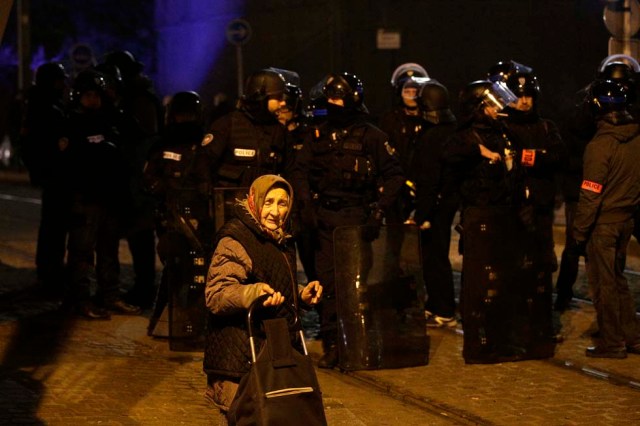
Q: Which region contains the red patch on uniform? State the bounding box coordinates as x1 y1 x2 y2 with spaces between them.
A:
521 149 536 167
581 180 603 193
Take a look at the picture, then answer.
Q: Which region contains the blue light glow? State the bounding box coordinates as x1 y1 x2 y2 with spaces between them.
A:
154 0 245 97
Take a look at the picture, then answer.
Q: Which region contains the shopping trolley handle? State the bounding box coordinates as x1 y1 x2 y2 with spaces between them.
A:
246 294 300 339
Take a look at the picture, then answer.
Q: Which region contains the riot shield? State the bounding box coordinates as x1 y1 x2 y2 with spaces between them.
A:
168 187 248 351
334 224 428 370
461 206 555 364
168 247 208 351
212 186 249 232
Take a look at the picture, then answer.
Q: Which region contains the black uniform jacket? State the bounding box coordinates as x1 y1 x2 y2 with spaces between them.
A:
573 117 640 242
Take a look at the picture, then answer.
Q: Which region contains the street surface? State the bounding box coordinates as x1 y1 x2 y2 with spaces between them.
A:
1 173 640 425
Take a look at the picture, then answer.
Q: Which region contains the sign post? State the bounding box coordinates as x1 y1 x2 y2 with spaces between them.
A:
226 19 252 98
603 0 640 58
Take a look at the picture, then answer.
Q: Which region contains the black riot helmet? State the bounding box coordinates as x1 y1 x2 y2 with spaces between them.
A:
322 72 365 110
242 69 286 104
487 60 533 83
71 68 107 105
599 61 635 81
94 62 124 101
165 91 202 125
458 80 518 124
417 79 456 124
103 50 144 80
240 69 286 122
35 62 67 89
265 67 300 87
589 79 629 115
390 63 429 97
506 72 540 99
597 61 637 104
598 55 640 81
283 83 303 115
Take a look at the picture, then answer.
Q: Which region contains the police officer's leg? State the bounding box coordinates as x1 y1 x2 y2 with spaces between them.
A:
555 200 579 310
586 223 628 353
36 185 71 298
423 199 457 320
614 221 639 349
95 207 121 306
315 216 338 367
126 227 157 309
66 202 109 319
534 210 556 341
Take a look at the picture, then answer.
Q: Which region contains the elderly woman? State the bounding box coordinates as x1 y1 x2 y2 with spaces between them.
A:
203 174 322 412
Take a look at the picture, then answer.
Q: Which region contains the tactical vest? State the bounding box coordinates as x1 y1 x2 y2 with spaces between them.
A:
204 208 298 378
216 112 285 187
311 122 377 199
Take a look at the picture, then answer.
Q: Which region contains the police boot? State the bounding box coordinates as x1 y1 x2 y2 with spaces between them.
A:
318 343 338 369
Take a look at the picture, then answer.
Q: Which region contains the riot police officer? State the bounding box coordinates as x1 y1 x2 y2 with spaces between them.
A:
503 71 565 276
444 80 519 210
380 63 430 166
101 52 161 310
203 68 291 190
143 91 212 336
447 79 558 363
21 62 71 300
555 57 640 311
408 79 458 327
574 79 640 358
290 72 404 368
65 68 141 319
379 63 429 222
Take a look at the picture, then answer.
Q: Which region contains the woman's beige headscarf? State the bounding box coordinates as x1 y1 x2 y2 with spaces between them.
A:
239 174 294 242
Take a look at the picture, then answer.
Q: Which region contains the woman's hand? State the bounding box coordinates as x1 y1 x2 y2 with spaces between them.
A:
259 284 285 306
300 281 323 305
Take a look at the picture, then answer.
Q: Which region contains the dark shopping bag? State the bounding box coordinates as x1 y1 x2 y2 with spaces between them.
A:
227 296 328 426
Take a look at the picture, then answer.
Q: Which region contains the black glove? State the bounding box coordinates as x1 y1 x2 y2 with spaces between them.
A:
363 208 384 242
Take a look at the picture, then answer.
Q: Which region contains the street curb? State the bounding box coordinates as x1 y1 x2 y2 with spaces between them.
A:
0 169 30 184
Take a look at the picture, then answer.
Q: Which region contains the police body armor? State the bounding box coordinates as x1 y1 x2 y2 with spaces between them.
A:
310 122 377 207
215 112 286 188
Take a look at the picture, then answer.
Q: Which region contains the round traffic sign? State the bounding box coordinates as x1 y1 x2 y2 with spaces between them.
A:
226 19 252 46
603 0 640 38
69 43 95 67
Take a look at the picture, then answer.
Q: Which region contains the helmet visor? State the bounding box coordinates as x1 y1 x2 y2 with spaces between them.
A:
482 82 518 111
401 76 429 100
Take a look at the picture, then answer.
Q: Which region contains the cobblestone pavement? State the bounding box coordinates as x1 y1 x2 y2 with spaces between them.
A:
2 174 640 425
